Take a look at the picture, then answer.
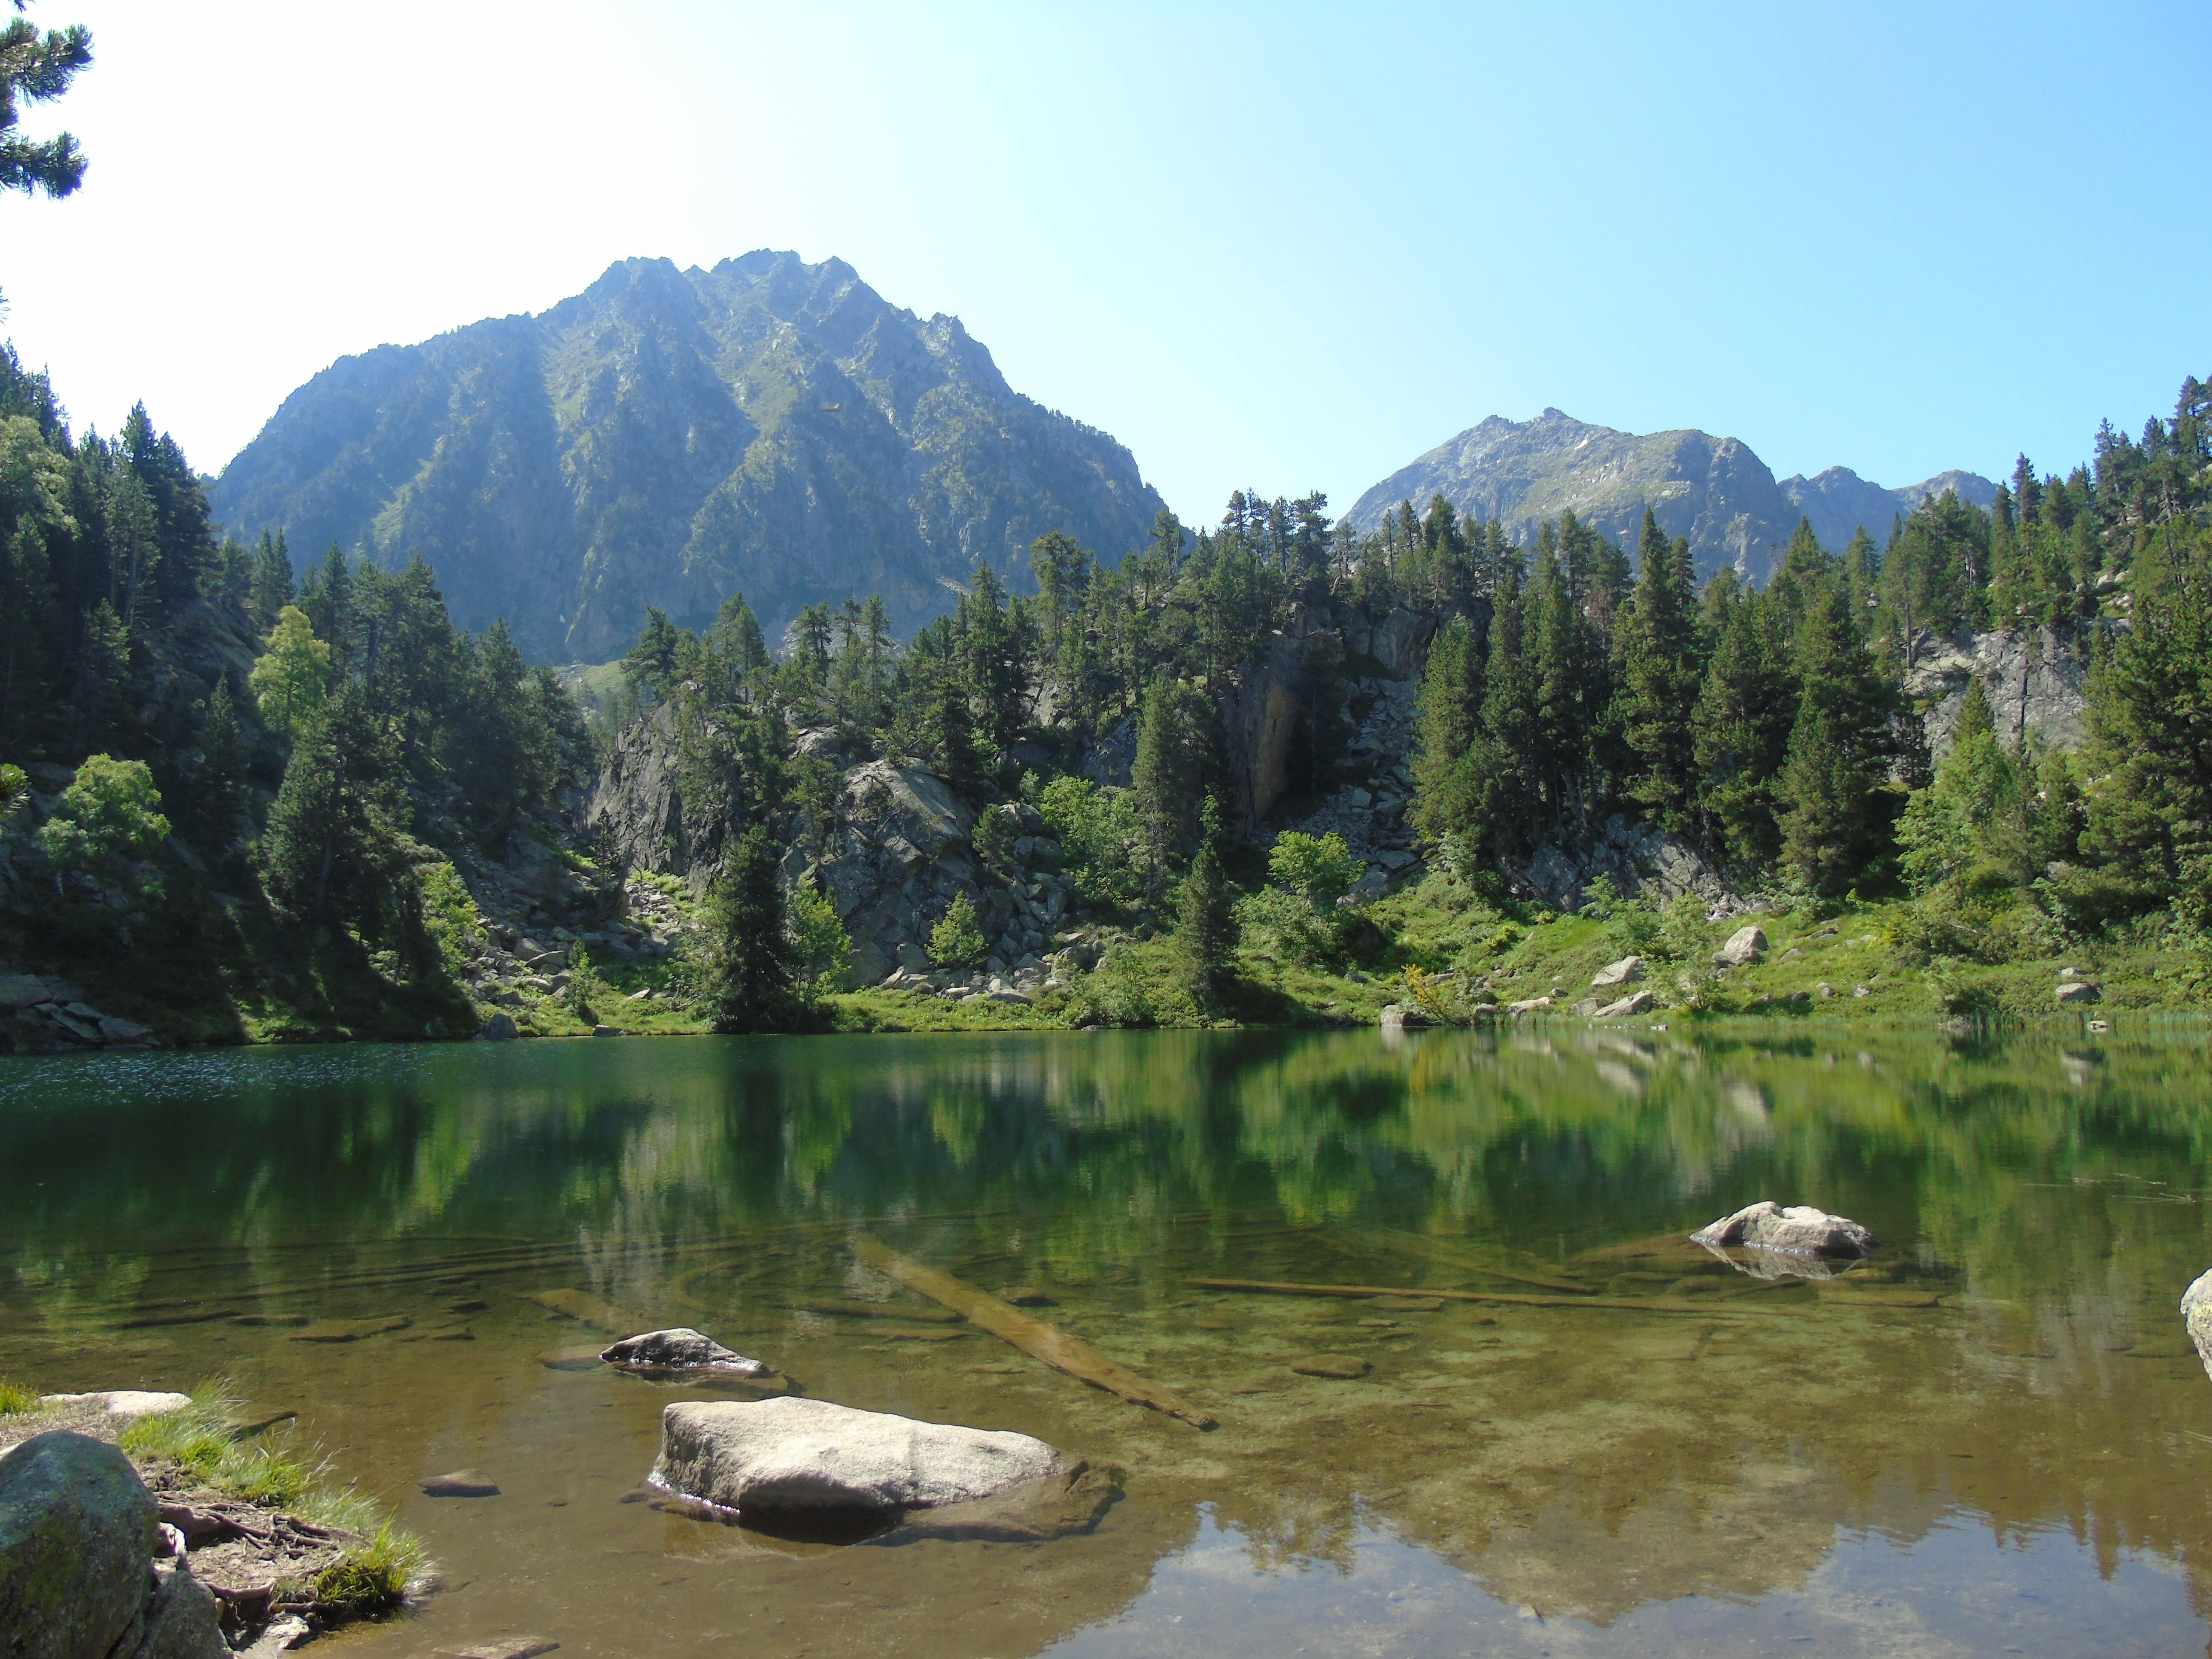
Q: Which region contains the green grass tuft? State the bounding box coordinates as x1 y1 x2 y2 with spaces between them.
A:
311 1521 427 1615
0 1378 38 1415
115 1378 432 1610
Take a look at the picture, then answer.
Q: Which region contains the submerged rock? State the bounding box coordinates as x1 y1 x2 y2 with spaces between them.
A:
419 1469 500 1498
600 1328 771 1378
1290 1355 1372 1379
1691 1200 1875 1259
652 1397 1073 1522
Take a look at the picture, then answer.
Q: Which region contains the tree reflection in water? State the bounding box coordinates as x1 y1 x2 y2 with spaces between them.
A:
1 1028 2208 1655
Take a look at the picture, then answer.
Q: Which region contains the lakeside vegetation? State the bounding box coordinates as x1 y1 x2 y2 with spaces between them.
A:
2 368 2209 1040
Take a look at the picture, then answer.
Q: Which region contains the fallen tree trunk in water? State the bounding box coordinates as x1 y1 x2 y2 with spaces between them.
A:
1186 1277 1737 1315
1354 1229 1595 1294
852 1236 1216 1429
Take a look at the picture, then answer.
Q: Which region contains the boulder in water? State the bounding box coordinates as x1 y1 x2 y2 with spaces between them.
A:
1692 1200 1874 1258
2181 1270 2212 1383
600 1328 771 1378
652 1397 1072 1522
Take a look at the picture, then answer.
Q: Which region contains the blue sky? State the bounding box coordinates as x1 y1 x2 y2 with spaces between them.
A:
3 1 2206 524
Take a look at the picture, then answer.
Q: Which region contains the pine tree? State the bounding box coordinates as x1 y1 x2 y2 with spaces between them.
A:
1616 510 1702 826
0 5 92 198
197 674 242 844
695 824 799 1031
246 529 294 630
1410 612 1483 847
1131 676 1221 878
1777 581 1899 895
298 543 353 672
1170 795 1235 1013
1466 565 1543 861
1692 574 1793 868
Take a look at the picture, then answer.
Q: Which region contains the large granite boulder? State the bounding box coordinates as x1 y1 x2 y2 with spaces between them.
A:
1714 925 1766 968
1692 1200 1875 1259
653 1397 1073 1521
0 1430 225 1659
1591 955 1644 988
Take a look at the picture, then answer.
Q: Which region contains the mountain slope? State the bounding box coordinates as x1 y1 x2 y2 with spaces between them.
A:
210 253 1167 660
1349 408 1993 583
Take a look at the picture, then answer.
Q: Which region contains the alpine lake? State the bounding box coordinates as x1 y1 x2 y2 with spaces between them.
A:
5 1024 2212 1659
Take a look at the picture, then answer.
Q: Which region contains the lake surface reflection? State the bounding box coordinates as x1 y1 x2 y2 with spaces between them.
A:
3 1027 2211 1657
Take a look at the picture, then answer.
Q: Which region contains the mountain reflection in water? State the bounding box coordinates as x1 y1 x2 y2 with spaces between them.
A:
2 1028 2209 1657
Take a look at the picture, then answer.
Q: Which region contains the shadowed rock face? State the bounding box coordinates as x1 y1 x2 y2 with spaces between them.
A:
1349 408 1993 586
209 252 1167 662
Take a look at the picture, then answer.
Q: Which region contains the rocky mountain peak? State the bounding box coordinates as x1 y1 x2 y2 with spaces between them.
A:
210 252 1162 662
1352 410 1994 584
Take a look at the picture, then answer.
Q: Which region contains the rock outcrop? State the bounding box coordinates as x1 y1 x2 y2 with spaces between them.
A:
1514 814 1728 912
1691 1201 1875 1259
1910 621 2106 761
0 1431 226 1659
651 1397 1084 1528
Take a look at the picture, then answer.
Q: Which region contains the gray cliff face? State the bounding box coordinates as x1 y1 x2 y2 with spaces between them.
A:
210 252 1167 662
1350 409 1993 584
1908 621 2106 762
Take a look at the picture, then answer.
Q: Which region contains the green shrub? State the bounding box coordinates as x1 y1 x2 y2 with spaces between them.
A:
973 804 1019 878
928 893 989 968
1234 885 1340 968
1069 955 1158 1027
418 862 483 980
564 944 602 1023
36 754 170 873
1268 831 1362 905
1037 776 1148 908
789 875 852 991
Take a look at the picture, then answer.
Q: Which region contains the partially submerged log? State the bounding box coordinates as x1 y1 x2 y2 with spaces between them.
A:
852 1237 1216 1429
1355 1229 1594 1294
1186 1277 1738 1315
788 1298 963 1324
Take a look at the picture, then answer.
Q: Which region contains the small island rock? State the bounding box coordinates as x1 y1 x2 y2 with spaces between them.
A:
600 1327 771 1377
2181 1269 2212 1384
1692 1200 1875 1258
653 1397 1070 1516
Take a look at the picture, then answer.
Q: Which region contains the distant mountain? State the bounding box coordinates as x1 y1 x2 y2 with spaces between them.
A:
210 253 1167 661
1348 408 1993 584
